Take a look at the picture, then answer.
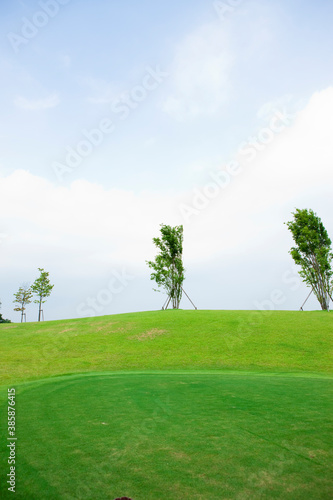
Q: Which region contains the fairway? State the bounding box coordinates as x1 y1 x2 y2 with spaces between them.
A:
1 371 332 500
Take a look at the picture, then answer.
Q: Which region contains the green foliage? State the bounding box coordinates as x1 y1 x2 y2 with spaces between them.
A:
146 224 185 309
0 314 11 324
13 285 33 322
31 268 54 321
285 209 333 310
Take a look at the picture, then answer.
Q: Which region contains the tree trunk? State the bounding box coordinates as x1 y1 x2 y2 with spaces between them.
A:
38 297 42 321
310 254 330 310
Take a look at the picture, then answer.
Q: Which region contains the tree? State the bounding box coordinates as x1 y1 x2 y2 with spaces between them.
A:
285 209 333 311
0 314 11 324
146 224 185 309
13 285 33 323
31 268 54 321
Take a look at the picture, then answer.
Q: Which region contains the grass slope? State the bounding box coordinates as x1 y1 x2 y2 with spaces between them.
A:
1 310 332 385
1 310 332 499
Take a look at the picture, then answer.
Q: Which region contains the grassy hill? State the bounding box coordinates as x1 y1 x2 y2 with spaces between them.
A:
1 310 332 385
0 310 332 499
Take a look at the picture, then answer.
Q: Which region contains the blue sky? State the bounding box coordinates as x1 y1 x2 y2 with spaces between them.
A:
1 0 333 320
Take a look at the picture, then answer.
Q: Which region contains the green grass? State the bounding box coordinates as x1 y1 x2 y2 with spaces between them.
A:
0 310 332 499
0 372 332 500
1 310 332 385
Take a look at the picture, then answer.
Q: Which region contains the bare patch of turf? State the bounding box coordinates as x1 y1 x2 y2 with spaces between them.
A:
132 328 168 341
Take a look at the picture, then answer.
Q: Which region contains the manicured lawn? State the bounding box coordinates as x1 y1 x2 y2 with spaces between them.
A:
0 311 332 499
0 372 332 499
0 310 332 385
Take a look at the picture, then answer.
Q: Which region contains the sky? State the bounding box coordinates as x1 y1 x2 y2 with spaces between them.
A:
1 0 333 321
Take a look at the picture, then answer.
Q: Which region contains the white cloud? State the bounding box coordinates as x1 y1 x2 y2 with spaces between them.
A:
0 171 183 269
179 87 333 258
2 88 333 263
162 21 233 120
1 88 333 318
3 88 333 237
238 87 333 207
14 93 60 111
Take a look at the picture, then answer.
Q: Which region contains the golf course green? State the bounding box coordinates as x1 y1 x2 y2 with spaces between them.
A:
0 310 332 499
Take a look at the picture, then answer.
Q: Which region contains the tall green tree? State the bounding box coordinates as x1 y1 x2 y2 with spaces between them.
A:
146 224 185 309
13 285 33 322
31 268 54 321
286 209 333 311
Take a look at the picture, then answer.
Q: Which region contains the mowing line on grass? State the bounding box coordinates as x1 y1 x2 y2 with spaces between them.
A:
237 427 327 468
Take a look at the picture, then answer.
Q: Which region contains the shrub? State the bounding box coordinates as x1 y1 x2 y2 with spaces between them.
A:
0 314 11 324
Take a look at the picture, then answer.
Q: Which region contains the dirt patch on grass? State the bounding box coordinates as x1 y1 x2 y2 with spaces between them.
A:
132 328 167 341
170 450 192 461
93 322 118 331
